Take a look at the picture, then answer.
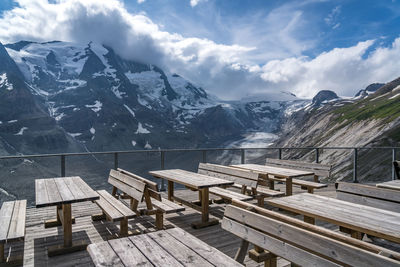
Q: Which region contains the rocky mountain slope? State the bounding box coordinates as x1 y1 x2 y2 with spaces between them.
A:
271 78 400 182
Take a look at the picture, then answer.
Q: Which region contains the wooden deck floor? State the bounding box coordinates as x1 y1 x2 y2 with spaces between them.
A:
4 183 399 266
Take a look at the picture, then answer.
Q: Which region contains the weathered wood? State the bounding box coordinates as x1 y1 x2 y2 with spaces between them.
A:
94 196 123 221
6 200 26 241
232 164 315 179
376 180 400 191
44 179 63 206
108 176 144 202
232 199 400 261
336 191 400 213
151 199 185 213
256 186 285 197
168 180 174 201
108 237 152 267
224 205 400 266
209 187 253 201
54 178 75 203
35 179 49 208
109 169 146 193
222 217 340 267
150 169 234 189
235 240 249 263
96 190 136 219
87 240 124 267
265 158 332 178
129 234 184 266
267 193 400 243
0 202 14 242
337 182 400 202
118 168 158 191
394 161 400 180
62 204 72 247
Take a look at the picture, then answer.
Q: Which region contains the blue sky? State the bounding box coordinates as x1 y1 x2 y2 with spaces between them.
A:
0 0 400 100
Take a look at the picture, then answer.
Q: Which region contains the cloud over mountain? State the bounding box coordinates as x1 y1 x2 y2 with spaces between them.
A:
0 0 400 100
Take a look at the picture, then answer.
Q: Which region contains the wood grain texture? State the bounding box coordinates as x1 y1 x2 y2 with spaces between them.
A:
209 187 253 201
337 182 400 202
267 193 400 243
265 158 331 177
231 164 315 178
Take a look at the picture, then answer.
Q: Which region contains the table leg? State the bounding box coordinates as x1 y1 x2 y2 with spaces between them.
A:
286 177 293 196
0 243 4 263
45 205 75 228
47 203 87 256
191 188 219 229
168 181 174 201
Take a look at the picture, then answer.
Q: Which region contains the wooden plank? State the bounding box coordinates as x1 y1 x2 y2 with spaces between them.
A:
199 163 259 180
256 186 285 197
108 176 144 202
62 177 88 200
165 228 243 267
336 191 400 213
108 237 152 267
0 201 15 242
149 169 233 189
209 187 253 201
35 179 49 207
6 200 26 241
198 169 257 188
267 193 400 243
53 178 75 203
222 217 340 267
292 179 327 189
224 205 400 267
94 193 124 221
147 231 213 266
70 177 99 200
376 180 400 191
62 203 72 247
44 178 63 206
97 190 136 219
87 241 125 267
394 161 400 180
231 164 314 178
109 169 146 192
117 168 158 191
266 158 331 177
337 182 400 202
129 233 184 266
231 199 400 260
151 199 185 214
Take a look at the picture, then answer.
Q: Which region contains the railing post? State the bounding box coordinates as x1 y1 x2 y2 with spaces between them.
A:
114 152 118 170
278 148 282 159
393 148 396 180
202 150 207 163
315 148 319 163
241 149 245 164
160 151 166 191
353 148 358 183
61 155 65 177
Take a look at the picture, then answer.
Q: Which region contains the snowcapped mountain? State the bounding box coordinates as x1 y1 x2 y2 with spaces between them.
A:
0 40 305 155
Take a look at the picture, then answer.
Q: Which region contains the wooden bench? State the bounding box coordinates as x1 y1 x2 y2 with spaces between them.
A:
394 161 400 180
116 168 185 229
198 163 284 206
223 201 400 267
0 200 26 264
265 158 329 193
336 182 400 213
93 170 143 236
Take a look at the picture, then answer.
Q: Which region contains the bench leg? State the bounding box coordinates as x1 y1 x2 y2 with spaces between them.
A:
257 197 265 207
234 240 249 263
286 178 292 196
155 211 164 230
304 216 315 225
120 218 128 237
0 243 4 263
168 181 174 201
307 187 314 194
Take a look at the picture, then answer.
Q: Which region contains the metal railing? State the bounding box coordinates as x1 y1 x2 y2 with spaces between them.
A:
0 146 398 191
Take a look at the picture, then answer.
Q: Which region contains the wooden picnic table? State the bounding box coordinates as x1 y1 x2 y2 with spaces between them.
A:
231 164 315 195
149 169 234 228
87 227 242 267
267 193 400 243
35 176 99 256
376 180 400 191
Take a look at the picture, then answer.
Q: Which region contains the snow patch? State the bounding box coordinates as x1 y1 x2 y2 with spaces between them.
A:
68 132 82 137
8 120 17 123
0 73 13 91
15 127 28 135
90 127 96 134
131 140 136 147
86 100 102 112
135 122 150 134
144 141 152 149
124 104 135 117
389 93 400 100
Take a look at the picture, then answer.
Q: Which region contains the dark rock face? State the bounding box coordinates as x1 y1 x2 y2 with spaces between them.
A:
311 90 339 106
355 83 385 98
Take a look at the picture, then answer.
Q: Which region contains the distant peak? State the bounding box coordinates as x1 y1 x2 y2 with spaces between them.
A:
312 90 339 106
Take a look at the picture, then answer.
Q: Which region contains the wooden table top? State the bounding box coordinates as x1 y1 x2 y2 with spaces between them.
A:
149 169 234 189
376 180 400 191
87 228 242 267
267 193 400 243
231 164 315 178
35 176 99 208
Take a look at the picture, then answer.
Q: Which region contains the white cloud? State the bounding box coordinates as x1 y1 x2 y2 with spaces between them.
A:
0 0 399 100
137 0 146 3
190 0 206 7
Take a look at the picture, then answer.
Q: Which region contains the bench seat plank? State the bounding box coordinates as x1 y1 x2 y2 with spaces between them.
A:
209 187 253 201
0 201 15 242
152 198 185 214
256 186 285 197
108 237 152 267
87 239 125 267
7 200 26 241
292 179 328 188
97 190 136 220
